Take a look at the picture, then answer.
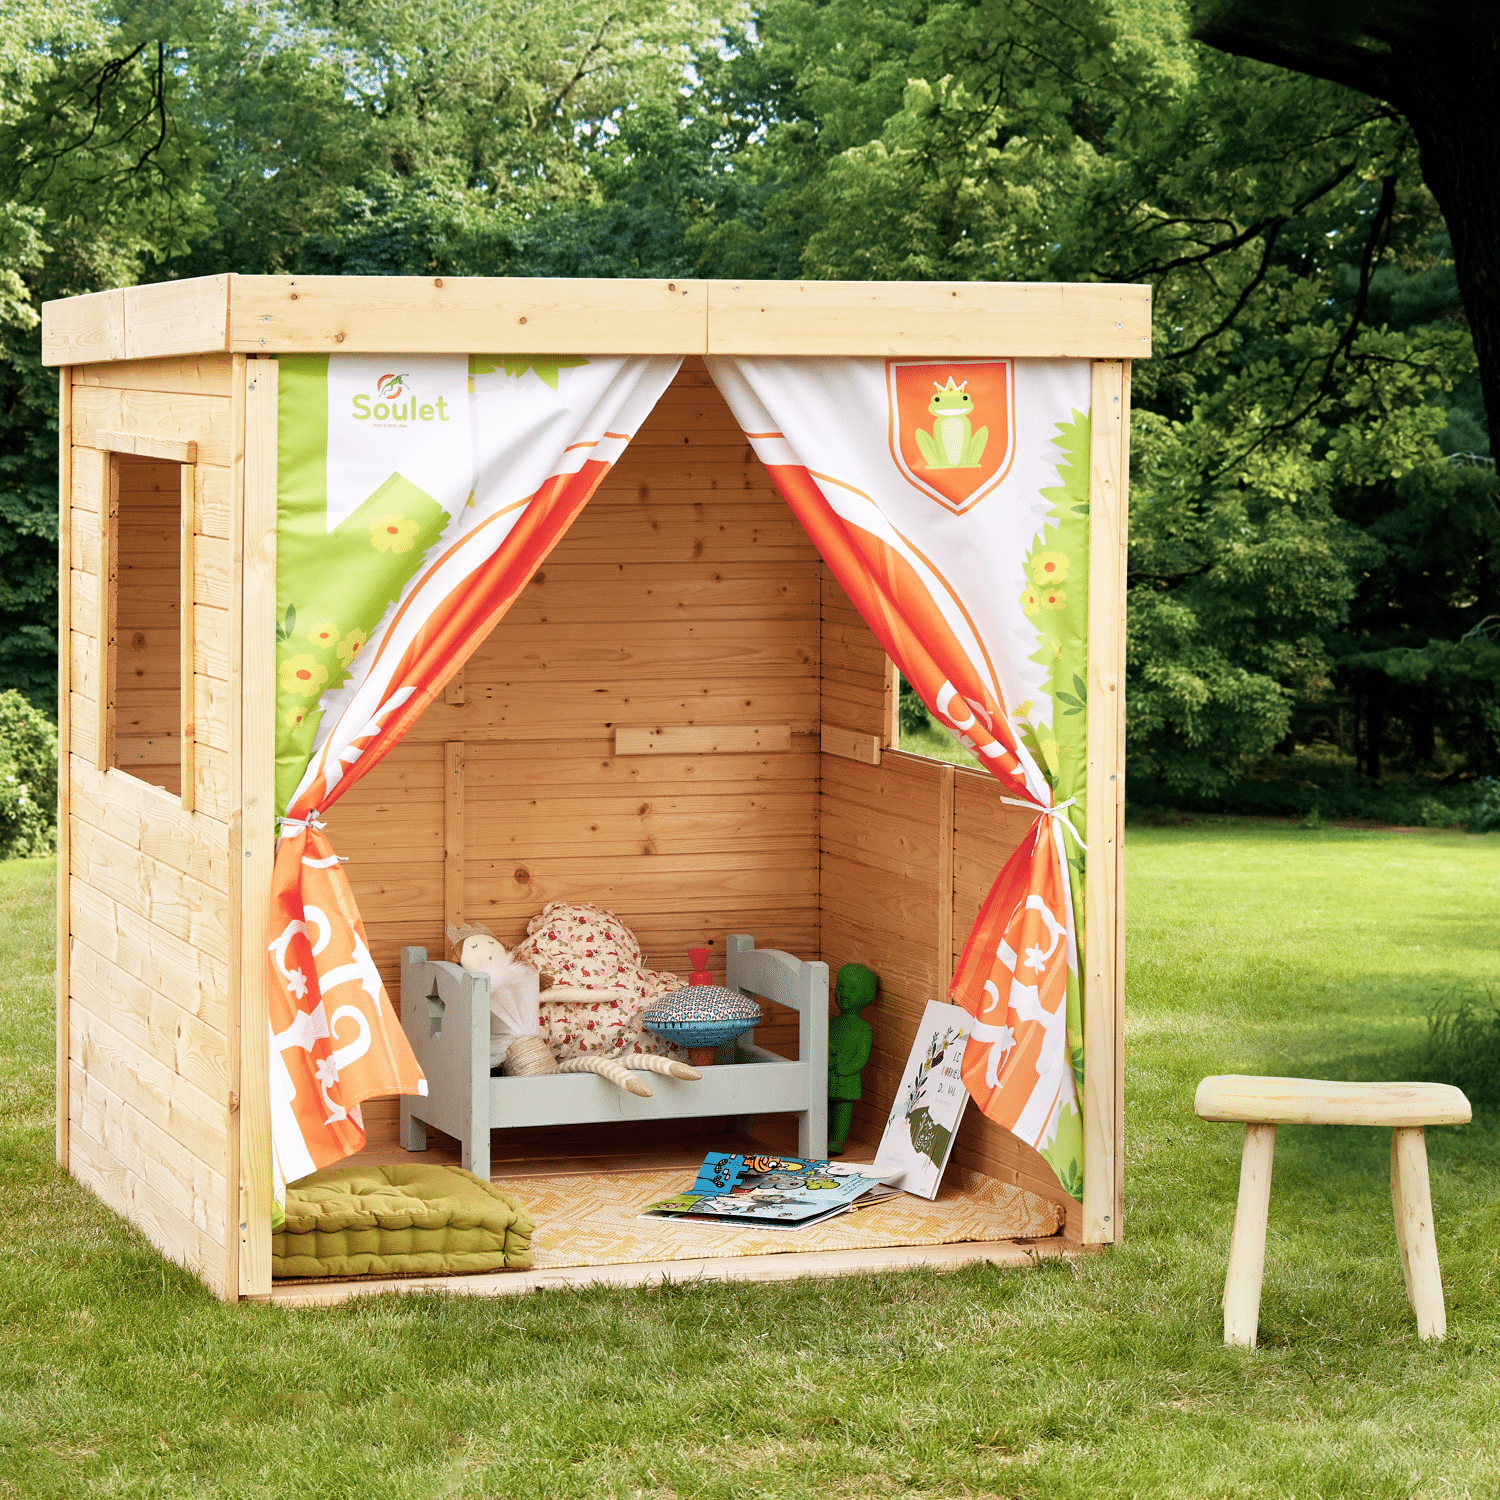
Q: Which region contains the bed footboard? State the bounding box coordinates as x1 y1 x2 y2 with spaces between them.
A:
399 946 491 1177
726 934 829 1158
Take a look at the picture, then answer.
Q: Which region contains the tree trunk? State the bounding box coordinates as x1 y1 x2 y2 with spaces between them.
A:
1193 5 1500 439
1395 40 1500 442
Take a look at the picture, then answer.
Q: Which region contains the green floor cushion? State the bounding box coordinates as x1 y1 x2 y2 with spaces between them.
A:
274 1164 534 1279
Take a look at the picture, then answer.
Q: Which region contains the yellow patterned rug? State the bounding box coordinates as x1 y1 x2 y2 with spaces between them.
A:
493 1166 1063 1268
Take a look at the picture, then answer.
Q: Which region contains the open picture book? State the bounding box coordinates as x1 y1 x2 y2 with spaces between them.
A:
642 1152 897 1231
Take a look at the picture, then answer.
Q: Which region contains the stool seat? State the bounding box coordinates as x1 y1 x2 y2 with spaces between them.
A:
1195 1075 1471 1129
1196 1073 1470 1347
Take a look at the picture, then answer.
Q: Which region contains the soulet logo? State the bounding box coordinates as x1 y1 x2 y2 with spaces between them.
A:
351 372 452 426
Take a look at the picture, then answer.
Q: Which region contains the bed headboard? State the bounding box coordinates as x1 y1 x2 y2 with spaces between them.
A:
725 933 828 1018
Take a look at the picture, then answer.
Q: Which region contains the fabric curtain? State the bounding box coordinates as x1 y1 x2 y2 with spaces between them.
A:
268 353 682 1206
706 357 1092 1200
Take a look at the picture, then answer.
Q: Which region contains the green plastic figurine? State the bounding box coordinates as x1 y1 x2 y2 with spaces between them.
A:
827 962 878 1155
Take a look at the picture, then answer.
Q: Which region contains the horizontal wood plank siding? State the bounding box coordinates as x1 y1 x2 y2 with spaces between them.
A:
62 354 238 1289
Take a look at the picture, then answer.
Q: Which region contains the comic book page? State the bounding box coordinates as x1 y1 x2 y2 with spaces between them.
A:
872 1001 973 1199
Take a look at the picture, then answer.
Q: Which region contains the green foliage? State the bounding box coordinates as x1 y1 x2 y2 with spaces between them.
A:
896 673 932 736
1470 778 1500 834
0 0 1494 810
0 688 55 856
1425 984 1500 1107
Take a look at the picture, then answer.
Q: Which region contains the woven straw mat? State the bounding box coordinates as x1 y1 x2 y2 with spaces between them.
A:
489 1165 1063 1268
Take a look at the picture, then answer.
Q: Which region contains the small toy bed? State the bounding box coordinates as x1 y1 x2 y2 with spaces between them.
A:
272 1163 534 1279
399 933 829 1179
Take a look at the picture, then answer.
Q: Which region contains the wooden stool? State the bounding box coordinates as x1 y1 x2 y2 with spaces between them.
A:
1194 1076 1471 1347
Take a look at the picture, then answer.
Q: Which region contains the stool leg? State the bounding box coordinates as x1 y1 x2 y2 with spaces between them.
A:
1224 1123 1276 1348
1391 1126 1446 1341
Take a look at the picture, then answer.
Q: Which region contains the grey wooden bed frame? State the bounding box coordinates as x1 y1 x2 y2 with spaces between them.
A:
399 934 829 1179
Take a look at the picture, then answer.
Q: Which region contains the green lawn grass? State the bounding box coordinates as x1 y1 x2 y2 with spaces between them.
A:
2 827 1498 1499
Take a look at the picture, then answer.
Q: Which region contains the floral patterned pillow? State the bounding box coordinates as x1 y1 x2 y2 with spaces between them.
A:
520 902 687 1061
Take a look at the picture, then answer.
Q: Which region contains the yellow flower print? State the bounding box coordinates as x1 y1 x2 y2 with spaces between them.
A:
306 620 340 650
1020 586 1041 618
279 654 329 699
1040 738 1060 766
285 706 308 732
336 628 368 669
1041 587 1068 611
1031 550 1069 586
371 515 420 553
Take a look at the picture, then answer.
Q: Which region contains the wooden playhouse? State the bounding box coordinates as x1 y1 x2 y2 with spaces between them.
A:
45 275 1143 1302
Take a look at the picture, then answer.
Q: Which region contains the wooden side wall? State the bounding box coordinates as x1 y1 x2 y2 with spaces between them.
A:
61 355 237 1296
817 569 1080 1233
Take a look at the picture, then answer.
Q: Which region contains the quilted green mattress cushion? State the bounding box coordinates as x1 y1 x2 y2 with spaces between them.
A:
273 1164 534 1279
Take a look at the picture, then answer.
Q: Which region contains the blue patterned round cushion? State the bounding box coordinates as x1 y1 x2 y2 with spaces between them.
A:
640 987 762 1050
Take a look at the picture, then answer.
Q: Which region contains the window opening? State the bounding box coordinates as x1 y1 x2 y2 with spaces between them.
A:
895 671 980 769
100 452 194 804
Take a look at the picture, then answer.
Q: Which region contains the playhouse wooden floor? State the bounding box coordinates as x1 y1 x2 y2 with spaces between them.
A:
264 1114 1078 1307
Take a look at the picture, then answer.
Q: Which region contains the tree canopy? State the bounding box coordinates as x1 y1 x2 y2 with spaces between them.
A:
2 0 1494 806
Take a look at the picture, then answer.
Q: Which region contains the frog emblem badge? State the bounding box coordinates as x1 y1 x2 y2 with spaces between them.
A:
915 378 988 470
886 359 1015 514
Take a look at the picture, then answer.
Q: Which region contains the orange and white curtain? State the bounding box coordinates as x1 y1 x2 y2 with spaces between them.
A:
269 354 681 1207
709 357 1091 1197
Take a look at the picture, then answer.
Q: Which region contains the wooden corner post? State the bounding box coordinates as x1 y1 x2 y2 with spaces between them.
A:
1082 359 1130 1246
56 366 73 1169
235 355 277 1297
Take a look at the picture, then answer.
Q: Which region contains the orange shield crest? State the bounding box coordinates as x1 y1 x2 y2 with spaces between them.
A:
886 359 1015 514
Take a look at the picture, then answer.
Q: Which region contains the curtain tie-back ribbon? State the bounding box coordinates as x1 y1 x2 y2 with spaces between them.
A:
999 795 1088 851
276 813 326 838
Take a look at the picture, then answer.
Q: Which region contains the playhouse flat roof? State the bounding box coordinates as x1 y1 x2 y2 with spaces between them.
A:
41 275 1152 367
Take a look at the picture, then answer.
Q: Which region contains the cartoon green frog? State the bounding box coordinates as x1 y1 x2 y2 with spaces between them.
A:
914 378 989 470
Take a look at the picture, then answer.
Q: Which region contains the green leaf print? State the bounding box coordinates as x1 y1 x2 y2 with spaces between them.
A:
276 354 452 814
1024 409 1092 1203
468 354 589 391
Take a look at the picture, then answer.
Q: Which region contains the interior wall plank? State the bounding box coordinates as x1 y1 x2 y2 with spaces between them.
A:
820 566 887 737
817 685 1071 1219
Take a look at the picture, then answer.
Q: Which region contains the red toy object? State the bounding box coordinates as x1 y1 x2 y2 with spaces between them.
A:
688 947 713 986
